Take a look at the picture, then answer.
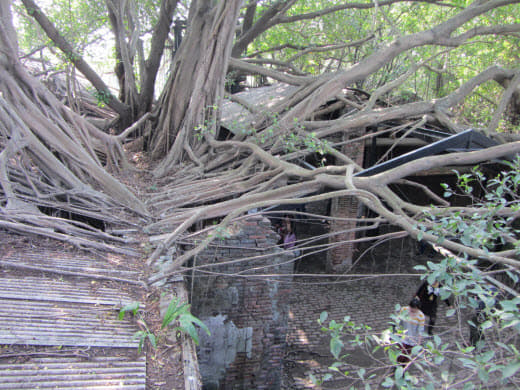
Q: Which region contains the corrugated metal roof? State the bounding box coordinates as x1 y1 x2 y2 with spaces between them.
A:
356 129 499 177
0 241 154 388
0 276 137 306
0 299 139 347
0 355 146 389
0 251 141 280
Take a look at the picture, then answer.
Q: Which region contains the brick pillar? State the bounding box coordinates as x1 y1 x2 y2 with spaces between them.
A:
327 130 365 272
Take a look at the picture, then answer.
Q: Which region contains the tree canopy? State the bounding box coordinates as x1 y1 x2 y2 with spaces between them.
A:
1 0 519 270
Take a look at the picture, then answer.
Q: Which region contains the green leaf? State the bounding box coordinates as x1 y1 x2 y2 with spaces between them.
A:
320 311 328 324
381 377 394 388
477 367 489 382
394 366 403 380
458 357 477 369
502 319 520 329
133 331 146 354
502 362 520 379
505 270 519 284
480 350 494 363
162 298 187 329
147 333 157 349
330 337 344 360
480 320 493 330
434 354 445 364
388 348 398 364
329 363 340 372
500 299 519 312
181 313 210 336
180 321 200 345
138 337 144 353
119 301 140 320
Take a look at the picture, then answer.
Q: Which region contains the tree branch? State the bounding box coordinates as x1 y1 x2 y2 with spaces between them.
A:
21 0 130 118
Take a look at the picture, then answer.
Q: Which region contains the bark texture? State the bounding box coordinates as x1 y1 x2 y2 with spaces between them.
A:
150 0 243 174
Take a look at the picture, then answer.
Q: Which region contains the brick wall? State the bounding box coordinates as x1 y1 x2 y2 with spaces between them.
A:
190 216 293 390
326 130 365 272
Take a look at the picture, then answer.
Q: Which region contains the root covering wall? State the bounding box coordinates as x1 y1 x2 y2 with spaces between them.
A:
190 215 294 390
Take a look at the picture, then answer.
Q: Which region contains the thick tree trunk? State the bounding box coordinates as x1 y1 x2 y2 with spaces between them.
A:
139 0 179 115
150 0 243 176
106 0 178 121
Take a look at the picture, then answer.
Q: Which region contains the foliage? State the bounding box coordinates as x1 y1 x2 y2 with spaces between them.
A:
194 105 218 141
119 301 156 353
15 0 108 65
317 160 520 389
249 0 520 130
119 297 210 353
4 1 520 385
93 89 112 107
252 1 376 76
161 297 210 346
424 157 520 254
13 0 520 132
14 0 183 93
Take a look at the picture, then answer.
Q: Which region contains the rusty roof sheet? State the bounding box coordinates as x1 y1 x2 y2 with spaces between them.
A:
0 249 142 281
0 298 140 348
0 238 151 389
0 355 146 389
0 275 137 306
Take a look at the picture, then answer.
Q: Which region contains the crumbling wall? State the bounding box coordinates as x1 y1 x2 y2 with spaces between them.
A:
190 215 293 390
